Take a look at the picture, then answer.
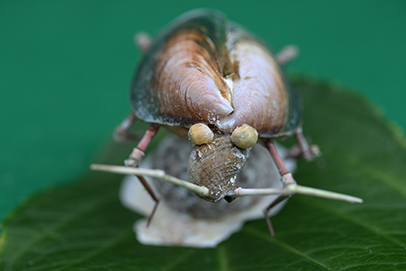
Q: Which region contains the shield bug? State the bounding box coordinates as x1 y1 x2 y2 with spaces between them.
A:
91 9 362 236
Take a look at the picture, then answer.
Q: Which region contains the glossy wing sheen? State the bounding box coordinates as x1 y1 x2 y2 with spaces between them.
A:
130 10 301 137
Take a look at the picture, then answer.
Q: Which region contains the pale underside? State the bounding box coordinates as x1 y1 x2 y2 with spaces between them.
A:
120 136 296 247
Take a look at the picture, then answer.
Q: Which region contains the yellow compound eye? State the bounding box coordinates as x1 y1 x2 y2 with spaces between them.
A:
231 124 258 149
188 123 214 145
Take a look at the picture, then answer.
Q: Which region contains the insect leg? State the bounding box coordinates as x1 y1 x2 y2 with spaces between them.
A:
134 32 152 53
113 112 138 143
125 125 160 167
137 175 160 227
126 125 161 226
263 139 297 235
265 139 292 177
263 194 289 236
275 45 299 65
286 128 321 161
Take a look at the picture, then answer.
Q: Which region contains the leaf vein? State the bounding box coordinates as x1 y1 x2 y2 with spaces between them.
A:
217 244 229 271
298 197 405 248
244 226 334 270
5 193 117 269
52 228 133 271
162 249 195 271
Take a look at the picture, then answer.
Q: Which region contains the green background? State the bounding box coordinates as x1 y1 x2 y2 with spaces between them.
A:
1 1 405 222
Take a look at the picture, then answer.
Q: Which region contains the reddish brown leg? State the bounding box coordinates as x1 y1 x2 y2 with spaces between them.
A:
286 128 320 161
265 139 291 177
125 125 161 226
137 175 160 227
263 195 289 236
134 32 151 53
114 112 138 143
263 139 297 235
125 125 160 167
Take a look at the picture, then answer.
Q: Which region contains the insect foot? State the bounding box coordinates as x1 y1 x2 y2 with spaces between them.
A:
276 45 299 65
296 128 321 161
281 173 296 185
125 148 144 168
134 32 152 53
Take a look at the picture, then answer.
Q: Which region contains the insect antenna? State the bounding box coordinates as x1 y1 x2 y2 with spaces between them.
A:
90 164 210 197
234 181 362 236
234 184 363 203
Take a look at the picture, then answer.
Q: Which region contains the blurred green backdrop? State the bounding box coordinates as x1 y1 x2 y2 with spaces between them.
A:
1 1 405 221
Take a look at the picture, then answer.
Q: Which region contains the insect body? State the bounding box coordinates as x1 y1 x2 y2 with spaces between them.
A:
92 9 362 235
130 10 301 200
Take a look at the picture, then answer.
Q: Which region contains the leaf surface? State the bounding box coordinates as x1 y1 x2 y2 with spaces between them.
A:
1 77 405 271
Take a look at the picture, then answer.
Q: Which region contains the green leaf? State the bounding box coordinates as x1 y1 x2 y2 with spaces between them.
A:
1 77 406 270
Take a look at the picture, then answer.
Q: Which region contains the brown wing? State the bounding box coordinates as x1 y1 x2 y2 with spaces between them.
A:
130 9 302 137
